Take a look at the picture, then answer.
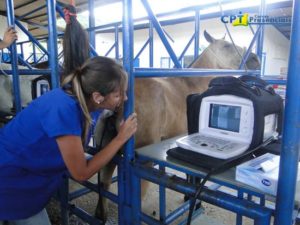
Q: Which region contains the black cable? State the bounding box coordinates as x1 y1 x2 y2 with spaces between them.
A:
186 136 275 224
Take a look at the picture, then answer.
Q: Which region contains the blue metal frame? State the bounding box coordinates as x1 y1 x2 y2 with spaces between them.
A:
121 1 299 225
4 0 299 225
256 0 266 64
275 1 300 224
122 1 135 224
88 0 96 49
46 0 59 88
140 0 181 68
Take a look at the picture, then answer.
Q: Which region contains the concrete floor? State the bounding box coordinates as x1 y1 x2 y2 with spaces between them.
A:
47 170 259 225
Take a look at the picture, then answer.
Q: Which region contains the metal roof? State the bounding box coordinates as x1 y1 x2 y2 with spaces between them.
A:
0 0 292 40
0 0 120 37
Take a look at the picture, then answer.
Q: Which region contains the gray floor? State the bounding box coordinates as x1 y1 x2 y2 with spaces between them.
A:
47 172 256 225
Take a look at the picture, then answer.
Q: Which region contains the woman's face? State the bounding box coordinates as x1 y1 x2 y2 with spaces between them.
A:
100 84 128 111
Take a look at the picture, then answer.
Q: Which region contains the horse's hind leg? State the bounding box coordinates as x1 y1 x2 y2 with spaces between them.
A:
95 162 117 223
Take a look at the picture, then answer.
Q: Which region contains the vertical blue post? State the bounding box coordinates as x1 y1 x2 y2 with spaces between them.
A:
260 52 266 77
33 44 36 64
194 10 200 60
256 0 265 62
122 0 134 224
159 166 166 222
47 0 59 88
115 25 119 60
20 43 24 60
88 0 95 50
149 21 154 67
5 0 22 112
274 1 300 225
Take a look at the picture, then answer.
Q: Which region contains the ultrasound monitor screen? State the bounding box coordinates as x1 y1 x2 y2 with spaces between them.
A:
209 104 241 132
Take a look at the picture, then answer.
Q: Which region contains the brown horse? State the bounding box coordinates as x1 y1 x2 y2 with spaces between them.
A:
93 30 260 222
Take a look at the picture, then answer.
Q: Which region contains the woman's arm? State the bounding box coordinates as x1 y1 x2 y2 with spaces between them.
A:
56 113 137 181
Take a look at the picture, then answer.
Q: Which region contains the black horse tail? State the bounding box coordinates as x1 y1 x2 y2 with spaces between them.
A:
63 4 90 77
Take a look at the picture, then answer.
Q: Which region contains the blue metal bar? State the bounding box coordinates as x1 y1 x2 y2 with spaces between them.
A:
149 22 154 67
69 206 102 225
93 1 292 34
236 191 243 225
0 69 51 75
178 33 195 63
134 39 150 61
20 43 24 59
47 0 59 88
256 0 266 61
249 24 255 35
165 201 190 224
88 0 96 49
19 4 47 20
118 159 125 225
260 52 266 77
105 43 116 57
122 0 135 224
132 166 141 225
134 68 260 77
89 45 98 57
25 53 33 63
33 44 37 64
79 180 119 203
17 37 49 45
274 1 300 224
159 166 166 222
194 10 200 59
239 25 262 70
162 28 175 43
115 25 119 60
35 53 46 65
69 188 93 201
140 0 181 68
5 0 22 113
17 55 33 69
15 20 49 56
134 164 272 224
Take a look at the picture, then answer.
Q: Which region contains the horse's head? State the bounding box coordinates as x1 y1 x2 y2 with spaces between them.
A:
195 30 260 70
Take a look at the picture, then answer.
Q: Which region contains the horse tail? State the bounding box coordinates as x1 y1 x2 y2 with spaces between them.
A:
63 4 90 77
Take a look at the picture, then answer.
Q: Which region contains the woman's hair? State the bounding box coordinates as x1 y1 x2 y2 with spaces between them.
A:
63 4 90 77
61 56 127 144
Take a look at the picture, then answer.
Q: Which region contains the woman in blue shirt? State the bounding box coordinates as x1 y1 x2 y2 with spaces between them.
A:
0 56 137 225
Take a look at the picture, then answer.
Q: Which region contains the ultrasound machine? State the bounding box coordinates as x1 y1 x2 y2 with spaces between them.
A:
176 94 279 159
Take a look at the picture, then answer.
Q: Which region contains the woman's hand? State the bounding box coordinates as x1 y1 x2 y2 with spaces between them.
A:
2 27 18 48
116 112 137 143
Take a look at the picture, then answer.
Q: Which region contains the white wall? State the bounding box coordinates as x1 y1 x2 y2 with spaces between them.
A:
96 17 290 75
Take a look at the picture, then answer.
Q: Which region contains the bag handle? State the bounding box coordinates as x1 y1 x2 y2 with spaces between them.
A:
239 75 276 95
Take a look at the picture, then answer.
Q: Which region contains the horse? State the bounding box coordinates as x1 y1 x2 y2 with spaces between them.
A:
93 30 260 222
0 63 43 114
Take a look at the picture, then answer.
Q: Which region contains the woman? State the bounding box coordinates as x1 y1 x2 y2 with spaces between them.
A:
0 56 137 225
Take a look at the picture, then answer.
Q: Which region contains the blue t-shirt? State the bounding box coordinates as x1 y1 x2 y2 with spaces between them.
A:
0 88 83 220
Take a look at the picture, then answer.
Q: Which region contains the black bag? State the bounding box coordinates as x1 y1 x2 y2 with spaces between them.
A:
167 75 283 170
187 75 283 150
